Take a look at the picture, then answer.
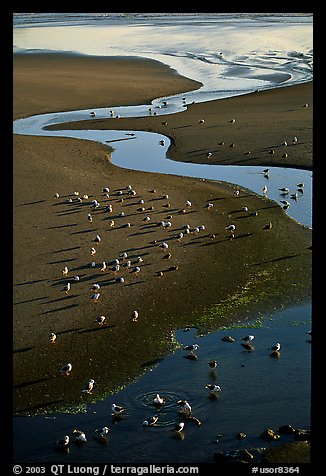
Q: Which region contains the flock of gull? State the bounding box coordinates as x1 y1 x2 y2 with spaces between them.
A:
55 326 312 451
49 126 308 453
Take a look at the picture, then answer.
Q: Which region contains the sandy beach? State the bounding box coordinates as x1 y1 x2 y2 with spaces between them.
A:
13 53 312 415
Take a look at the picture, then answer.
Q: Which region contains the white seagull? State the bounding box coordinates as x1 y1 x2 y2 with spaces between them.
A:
177 400 192 414
56 435 69 448
93 235 101 244
82 379 95 394
269 342 281 352
91 293 101 302
101 262 107 272
173 422 185 433
49 332 57 344
72 429 87 443
131 310 139 322
62 266 69 277
205 384 222 395
60 363 72 376
241 335 255 344
95 427 110 439
64 282 71 294
183 344 199 354
153 394 166 405
111 403 127 415
95 315 106 326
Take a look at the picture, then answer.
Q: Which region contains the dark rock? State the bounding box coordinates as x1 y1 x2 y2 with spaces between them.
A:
261 441 310 464
278 424 296 435
183 354 198 360
221 336 235 343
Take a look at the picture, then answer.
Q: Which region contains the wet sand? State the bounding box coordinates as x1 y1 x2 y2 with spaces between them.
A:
13 53 312 415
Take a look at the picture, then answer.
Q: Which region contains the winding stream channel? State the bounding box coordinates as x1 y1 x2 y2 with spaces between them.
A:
13 98 312 464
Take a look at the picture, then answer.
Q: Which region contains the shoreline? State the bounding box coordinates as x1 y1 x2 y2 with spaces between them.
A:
13 53 312 415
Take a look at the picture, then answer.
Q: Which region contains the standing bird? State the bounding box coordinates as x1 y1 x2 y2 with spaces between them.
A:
111 403 127 415
101 262 107 272
226 224 236 239
159 242 169 251
82 379 95 395
262 185 268 195
93 234 101 244
131 310 139 322
269 342 281 352
91 283 101 291
72 429 87 443
87 213 93 223
208 360 218 369
143 415 159 427
205 384 222 396
153 394 166 405
263 222 273 230
56 435 69 449
241 335 254 344
95 427 110 440
62 266 69 277
60 363 72 376
49 332 57 344
63 282 71 294
95 315 106 326
172 422 185 433
177 400 192 415
91 247 97 256
183 344 199 354
91 293 101 302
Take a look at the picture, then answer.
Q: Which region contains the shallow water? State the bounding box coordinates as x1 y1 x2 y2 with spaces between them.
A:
13 302 311 464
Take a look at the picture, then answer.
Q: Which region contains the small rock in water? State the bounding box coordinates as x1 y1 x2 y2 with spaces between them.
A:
278 424 296 435
260 428 281 441
221 336 235 343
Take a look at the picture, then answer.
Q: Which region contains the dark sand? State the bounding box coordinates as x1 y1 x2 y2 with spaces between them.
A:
13 54 312 415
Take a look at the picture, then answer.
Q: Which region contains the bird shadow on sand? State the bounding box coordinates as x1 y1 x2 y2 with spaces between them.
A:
14 278 45 286
41 303 79 314
70 228 95 235
125 280 147 287
46 223 78 230
50 246 81 254
47 257 77 265
251 254 299 266
17 199 46 206
78 325 116 334
13 346 34 354
13 377 52 390
14 296 49 305
45 295 80 304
